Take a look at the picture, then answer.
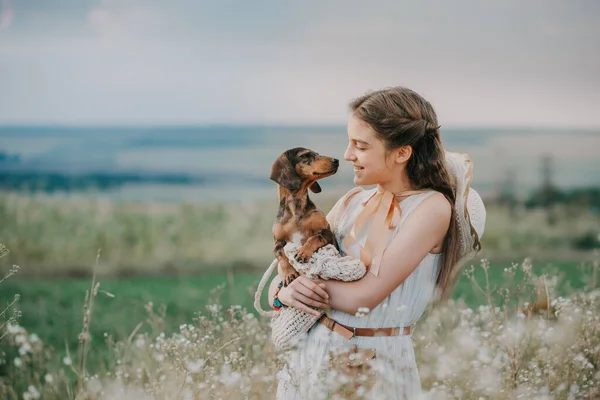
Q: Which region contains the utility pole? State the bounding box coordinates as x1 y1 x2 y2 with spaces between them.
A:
499 166 518 218
540 154 557 225
541 154 553 204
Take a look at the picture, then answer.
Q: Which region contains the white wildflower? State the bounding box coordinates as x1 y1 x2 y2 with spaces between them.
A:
86 378 103 394
15 334 26 345
19 342 32 355
207 304 220 313
220 364 241 387
182 388 194 400
187 359 205 373
7 323 22 334
63 356 72 366
355 307 370 317
26 385 40 399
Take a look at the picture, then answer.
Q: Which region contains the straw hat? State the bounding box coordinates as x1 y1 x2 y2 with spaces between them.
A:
444 151 486 263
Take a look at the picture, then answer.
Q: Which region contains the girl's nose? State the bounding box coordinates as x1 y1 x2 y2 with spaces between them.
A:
344 145 355 161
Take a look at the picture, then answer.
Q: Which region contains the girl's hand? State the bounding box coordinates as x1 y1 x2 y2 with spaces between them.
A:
278 276 329 316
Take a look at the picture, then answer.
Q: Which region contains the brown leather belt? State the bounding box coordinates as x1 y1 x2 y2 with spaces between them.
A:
318 315 411 340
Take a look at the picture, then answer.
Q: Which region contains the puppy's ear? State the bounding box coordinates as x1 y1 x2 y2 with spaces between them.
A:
309 182 322 193
270 153 302 191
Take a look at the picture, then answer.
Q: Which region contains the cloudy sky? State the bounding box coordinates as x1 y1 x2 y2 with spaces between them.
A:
0 0 598 127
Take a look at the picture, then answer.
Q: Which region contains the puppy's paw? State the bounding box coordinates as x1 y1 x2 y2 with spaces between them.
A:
294 246 314 264
283 271 299 287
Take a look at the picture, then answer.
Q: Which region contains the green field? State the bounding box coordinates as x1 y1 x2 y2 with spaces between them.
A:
1 192 599 398
1 193 598 278
1 259 594 366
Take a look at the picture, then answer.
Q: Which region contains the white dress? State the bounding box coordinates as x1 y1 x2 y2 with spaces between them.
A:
276 188 443 399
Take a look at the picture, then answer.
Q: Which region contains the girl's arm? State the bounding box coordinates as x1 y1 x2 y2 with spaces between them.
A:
267 270 329 316
317 192 452 315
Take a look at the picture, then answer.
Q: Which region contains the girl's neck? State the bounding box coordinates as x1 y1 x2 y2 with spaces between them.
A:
377 174 416 195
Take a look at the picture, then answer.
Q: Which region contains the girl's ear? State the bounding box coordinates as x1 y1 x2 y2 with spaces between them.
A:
395 145 412 164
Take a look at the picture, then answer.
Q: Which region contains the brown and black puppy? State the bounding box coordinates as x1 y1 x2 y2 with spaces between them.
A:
270 147 339 286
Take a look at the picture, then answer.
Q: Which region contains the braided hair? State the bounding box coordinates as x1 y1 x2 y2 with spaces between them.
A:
349 87 461 300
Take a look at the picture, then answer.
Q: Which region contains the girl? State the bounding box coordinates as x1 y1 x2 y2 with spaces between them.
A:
268 86 485 399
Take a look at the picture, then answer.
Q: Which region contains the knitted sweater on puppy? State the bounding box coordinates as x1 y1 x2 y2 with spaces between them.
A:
254 243 367 352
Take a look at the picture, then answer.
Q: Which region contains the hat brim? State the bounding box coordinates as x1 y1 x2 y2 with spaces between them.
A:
445 151 486 260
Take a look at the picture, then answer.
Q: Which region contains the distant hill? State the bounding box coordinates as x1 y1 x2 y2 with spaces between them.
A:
0 169 269 192
0 151 21 163
525 187 600 209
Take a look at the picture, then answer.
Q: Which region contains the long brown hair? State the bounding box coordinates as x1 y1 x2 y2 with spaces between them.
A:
349 86 461 300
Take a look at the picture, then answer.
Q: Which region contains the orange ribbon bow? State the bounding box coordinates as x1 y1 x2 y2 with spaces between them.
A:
343 189 430 276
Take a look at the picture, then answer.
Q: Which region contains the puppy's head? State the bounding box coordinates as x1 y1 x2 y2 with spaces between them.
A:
270 147 339 193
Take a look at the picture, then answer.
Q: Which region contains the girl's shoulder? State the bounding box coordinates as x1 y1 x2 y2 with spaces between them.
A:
400 189 448 213
339 186 384 211
327 187 370 227
340 186 367 207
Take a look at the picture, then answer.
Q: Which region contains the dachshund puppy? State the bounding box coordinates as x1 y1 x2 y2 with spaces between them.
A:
270 147 339 286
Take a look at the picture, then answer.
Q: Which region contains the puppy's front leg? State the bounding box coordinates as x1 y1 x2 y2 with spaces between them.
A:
295 229 335 263
274 238 299 286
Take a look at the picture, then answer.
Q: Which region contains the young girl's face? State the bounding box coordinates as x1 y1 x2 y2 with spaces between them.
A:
344 114 396 187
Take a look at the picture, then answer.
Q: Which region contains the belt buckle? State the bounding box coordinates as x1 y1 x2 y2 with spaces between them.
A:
348 326 357 341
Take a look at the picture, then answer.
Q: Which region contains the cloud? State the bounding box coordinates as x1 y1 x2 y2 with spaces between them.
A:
0 0 13 30
0 0 598 127
87 1 165 41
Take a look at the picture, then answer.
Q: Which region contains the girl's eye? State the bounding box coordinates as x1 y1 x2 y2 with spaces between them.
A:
352 140 366 151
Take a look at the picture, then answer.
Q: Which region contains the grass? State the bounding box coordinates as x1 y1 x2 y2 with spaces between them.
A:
0 272 259 365
1 191 599 398
1 259 593 367
1 192 598 277
1 257 598 399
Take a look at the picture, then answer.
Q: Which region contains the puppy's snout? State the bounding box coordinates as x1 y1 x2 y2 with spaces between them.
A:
332 158 339 167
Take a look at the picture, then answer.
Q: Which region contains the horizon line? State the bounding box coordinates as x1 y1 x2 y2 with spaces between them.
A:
1 122 599 131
